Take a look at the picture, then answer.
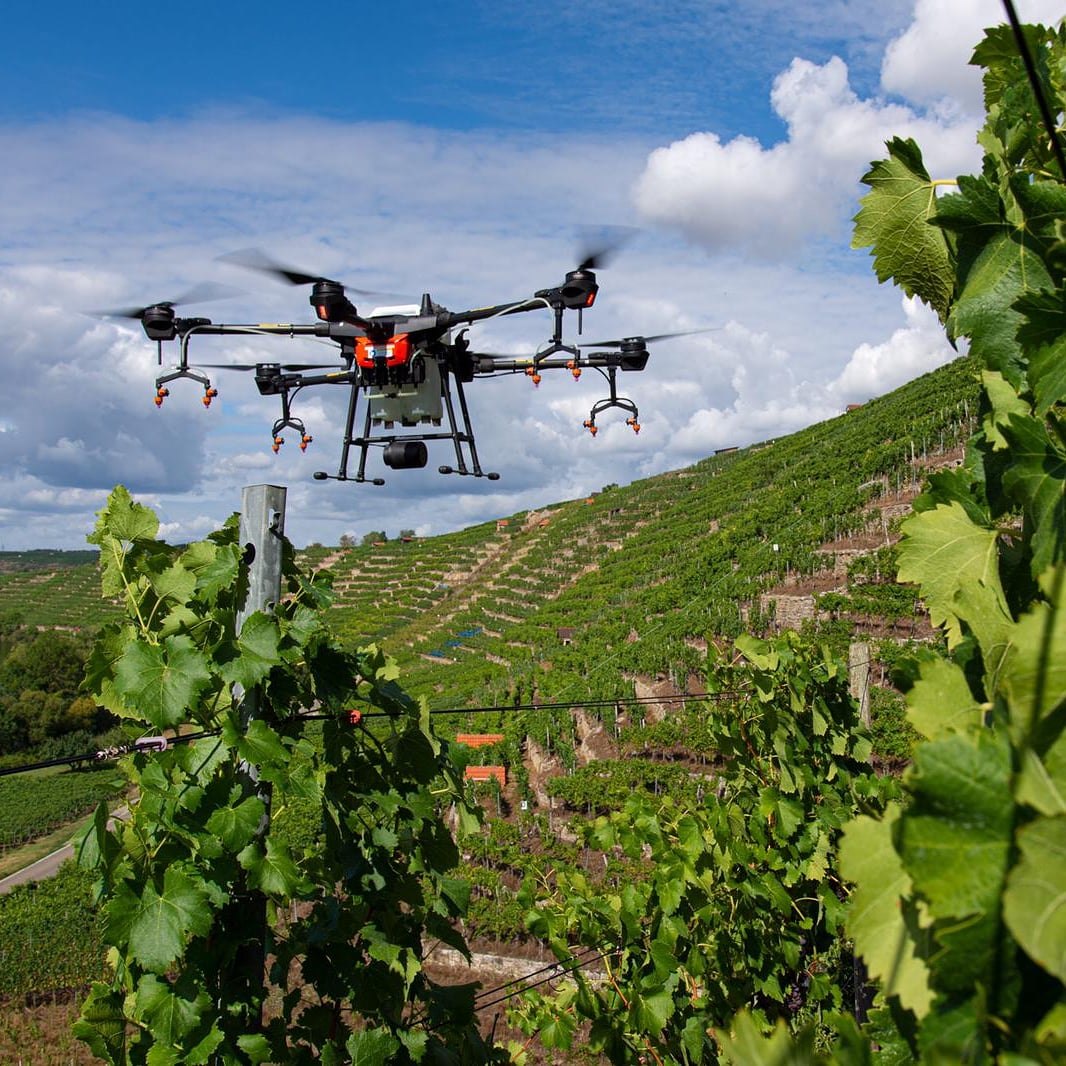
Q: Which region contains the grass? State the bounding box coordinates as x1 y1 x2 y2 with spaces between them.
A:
0 816 88 881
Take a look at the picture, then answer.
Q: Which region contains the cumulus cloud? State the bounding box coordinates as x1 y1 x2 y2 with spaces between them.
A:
633 0 1062 255
0 0 1053 549
881 0 1064 112
634 53 978 255
828 296 956 403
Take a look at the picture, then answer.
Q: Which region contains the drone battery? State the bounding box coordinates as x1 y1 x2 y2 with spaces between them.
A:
383 441 428 469
368 355 444 425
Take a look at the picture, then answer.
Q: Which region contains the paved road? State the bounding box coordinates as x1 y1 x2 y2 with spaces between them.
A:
0 807 127 894
0 842 76 893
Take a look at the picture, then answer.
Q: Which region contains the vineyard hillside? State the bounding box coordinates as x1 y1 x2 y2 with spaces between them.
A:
324 355 977 722
4 357 976 690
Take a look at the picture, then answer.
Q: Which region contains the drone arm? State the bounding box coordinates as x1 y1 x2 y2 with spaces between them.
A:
471 351 643 375
439 297 548 331
178 321 362 340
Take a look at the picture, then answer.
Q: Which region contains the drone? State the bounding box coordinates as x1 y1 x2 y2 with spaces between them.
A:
104 247 707 485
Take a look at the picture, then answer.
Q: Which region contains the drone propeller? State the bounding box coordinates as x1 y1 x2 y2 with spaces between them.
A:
89 282 241 321
577 327 721 348
575 225 637 271
217 248 388 299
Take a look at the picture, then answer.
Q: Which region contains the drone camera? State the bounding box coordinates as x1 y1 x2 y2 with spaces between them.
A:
383 440 428 470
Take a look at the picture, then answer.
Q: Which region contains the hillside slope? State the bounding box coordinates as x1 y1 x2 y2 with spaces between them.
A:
2 357 978 683
325 355 978 717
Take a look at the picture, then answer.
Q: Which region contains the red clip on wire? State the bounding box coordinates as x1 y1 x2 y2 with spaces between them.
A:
348 709 362 726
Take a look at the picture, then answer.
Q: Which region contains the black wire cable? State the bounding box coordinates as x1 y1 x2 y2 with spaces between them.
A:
1002 0 1066 180
0 655 898 780
0 690 745 778
470 945 610 1014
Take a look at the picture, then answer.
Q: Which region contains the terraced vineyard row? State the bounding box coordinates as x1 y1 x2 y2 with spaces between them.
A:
322 357 978 734
0 564 118 628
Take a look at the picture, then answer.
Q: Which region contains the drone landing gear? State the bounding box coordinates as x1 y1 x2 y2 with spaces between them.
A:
316 360 500 484
584 367 641 436
153 332 219 408
438 465 501 480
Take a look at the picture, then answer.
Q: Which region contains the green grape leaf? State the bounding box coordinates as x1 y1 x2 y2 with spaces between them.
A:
123 868 213 971
135 973 208 1047
345 1028 402 1066
897 501 1005 647
982 369 1033 450
852 137 955 320
1016 743 1066 817
180 539 240 602
1018 286 1066 414
72 983 128 1065
1001 413 1066 577
953 580 1015 694
235 1034 272 1064
149 562 197 607
937 175 1054 385
1004 596 1066 741
900 730 1013 921
91 484 161 546
628 983 676 1036
229 719 290 777
206 795 266 853
1003 815 1066 982
906 657 984 740
714 1012 817 1066
841 809 933 1017
220 611 280 690
113 634 213 728
238 837 305 896
538 1009 578 1050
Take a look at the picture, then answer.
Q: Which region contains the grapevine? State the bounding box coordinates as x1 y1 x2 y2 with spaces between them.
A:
73 488 504 1064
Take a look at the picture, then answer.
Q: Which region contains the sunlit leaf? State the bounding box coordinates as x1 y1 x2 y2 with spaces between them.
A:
906 657 983 740
220 611 280 690
124 868 213 970
113 635 213 728
897 502 1006 647
205 796 265 853
852 136 954 320
841 810 933 1017
345 1028 401 1066
238 837 304 896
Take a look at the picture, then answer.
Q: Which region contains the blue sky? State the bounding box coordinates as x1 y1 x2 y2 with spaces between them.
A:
0 1 1060 550
2 1 911 139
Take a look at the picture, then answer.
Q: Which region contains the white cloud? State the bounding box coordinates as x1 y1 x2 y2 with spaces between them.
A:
829 296 956 403
0 0 1050 550
633 50 980 255
881 0 1064 112
632 0 1066 256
